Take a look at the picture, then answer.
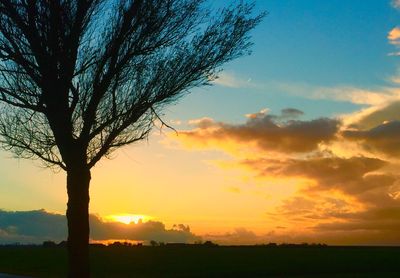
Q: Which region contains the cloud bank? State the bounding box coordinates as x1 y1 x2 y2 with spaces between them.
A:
0 210 199 244
171 102 400 245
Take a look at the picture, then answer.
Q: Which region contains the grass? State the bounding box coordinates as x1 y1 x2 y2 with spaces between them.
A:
0 245 399 277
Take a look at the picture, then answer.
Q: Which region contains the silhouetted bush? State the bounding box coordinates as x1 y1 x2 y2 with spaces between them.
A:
266 243 278 247
203 241 218 247
42 241 57 247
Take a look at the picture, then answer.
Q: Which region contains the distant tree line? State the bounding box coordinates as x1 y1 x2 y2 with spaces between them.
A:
0 241 329 248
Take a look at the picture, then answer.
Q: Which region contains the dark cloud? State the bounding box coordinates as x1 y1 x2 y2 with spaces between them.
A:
180 110 340 153
281 108 304 119
341 100 400 157
0 210 199 244
314 207 400 232
310 207 400 245
0 209 66 243
343 121 400 157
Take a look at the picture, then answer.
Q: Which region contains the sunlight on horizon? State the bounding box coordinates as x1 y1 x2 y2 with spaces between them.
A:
106 214 152 224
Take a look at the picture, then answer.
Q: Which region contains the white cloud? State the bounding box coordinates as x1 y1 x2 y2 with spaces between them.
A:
315 87 400 106
211 72 400 107
275 82 400 106
388 51 400 56
391 0 400 9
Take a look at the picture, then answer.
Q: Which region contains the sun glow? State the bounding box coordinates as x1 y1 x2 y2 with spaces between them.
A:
106 214 151 224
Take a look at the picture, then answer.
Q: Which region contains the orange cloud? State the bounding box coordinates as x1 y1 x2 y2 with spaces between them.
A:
178 109 340 154
279 157 389 195
249 155 400 244
240 156 397 208
388 27 400 43
216 144 400 244
171 107 400 245
388 27 400 56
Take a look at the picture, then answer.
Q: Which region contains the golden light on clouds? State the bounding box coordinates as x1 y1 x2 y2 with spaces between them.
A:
176 109 340 156
160 99 400 245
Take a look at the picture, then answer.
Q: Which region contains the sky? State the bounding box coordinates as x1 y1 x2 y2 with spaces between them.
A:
2 0 400 245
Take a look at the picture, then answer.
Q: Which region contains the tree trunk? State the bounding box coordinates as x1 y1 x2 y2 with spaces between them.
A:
66 164 91 277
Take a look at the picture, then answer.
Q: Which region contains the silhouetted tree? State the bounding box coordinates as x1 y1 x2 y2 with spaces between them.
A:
0 0 263 276
150 240 158 247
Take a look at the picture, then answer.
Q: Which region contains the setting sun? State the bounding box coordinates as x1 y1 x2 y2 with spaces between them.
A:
106 214 151 225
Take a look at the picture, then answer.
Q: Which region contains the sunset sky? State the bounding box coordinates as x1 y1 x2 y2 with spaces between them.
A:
2 0 400 245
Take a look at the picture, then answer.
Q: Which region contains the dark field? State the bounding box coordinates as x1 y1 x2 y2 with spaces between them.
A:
0 246 400 277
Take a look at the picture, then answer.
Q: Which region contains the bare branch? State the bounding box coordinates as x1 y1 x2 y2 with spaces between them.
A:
0 0 264 170
150 106 178 135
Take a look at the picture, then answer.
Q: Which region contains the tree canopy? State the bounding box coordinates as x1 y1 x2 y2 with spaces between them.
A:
0 0 264 170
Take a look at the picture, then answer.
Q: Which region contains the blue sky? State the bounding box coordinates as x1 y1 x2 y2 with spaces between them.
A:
168 0 400 123
250 0 398 86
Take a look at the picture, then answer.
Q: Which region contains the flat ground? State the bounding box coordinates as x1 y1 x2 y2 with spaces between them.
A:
0 246 399 277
